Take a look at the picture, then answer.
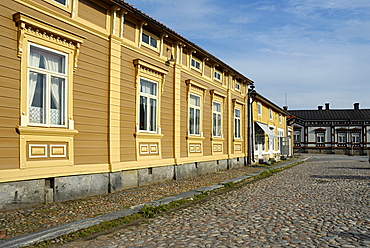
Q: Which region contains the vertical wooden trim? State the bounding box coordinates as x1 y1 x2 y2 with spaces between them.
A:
109 36 121 169
227 76 232 158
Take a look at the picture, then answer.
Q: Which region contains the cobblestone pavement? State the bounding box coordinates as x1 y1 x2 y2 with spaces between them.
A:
0 163 268 240
60 155 370 248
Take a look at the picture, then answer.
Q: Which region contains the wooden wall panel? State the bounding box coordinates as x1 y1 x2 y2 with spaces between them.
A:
123 19 136 42
180 74 188 157
161 69 174 159
0 3 21 170
78 0 107 29
73 34 109 165
204 63 211 78
119 48 137 162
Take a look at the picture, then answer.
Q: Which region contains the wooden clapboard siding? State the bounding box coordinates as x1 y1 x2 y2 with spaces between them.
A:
141 45 159 56
73 33 109 165
204 63 211 78
179 75 188 157
0 3 20 170
160 69 174 159
123 19 136 42
202 82 212 157
78 0 107 29
119 48 136 162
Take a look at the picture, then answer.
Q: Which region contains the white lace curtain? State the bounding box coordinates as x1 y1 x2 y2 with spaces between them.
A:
29 47 64 124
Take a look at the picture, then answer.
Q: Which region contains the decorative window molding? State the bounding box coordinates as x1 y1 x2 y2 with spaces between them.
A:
29 144 48 158
50 144 67 157
13 12 84 72
13 13 82 169
133 59 167 93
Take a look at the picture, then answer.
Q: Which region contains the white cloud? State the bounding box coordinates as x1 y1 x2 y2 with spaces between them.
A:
126 0 370 109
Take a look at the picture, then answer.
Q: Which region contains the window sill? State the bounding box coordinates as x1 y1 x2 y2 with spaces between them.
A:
187 135 205 141
16 126 78 136
134 132 164 139
211 136 225 141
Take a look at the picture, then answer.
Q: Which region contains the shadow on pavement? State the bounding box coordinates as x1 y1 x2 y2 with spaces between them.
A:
310 175 370 180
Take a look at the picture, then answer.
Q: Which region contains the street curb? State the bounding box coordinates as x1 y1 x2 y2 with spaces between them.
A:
0 157 309 248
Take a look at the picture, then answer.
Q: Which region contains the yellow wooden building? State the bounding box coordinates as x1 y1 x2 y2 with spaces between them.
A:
251 93 292 163
0 0 260 209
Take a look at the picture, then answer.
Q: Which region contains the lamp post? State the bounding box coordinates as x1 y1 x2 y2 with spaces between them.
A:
247 84 257 165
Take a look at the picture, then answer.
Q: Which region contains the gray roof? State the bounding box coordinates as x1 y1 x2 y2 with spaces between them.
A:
288 109 370 121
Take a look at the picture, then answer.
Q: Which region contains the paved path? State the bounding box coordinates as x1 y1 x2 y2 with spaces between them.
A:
60 155 370 248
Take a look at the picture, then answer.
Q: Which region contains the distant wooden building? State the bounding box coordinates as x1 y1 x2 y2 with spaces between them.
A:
289 103 370 155
1 0 260 209
251 93 292 163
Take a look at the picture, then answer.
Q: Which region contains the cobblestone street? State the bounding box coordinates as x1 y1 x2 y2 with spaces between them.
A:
60 155 370 248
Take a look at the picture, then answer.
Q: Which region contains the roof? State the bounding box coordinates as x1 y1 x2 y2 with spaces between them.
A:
110 0 254 85
288 109 370 121
254 92 289 116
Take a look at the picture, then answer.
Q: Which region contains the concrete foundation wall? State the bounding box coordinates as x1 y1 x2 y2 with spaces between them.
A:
0 179 45 210
0 157 248 210
54 173 109 202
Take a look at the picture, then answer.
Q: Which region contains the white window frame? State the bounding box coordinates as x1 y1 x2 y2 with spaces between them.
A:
316 133 325 144
338 133 346 143
212 101 222 137
234 108 241 139
141 31 158 49
294 131 300 143
214 70 221 81
257 102 262 116
138 78 158 133
269 109 273 120
191 58 201 70
27 43 68 127
189 93 201 135
351 133 360 143
53 0 68 6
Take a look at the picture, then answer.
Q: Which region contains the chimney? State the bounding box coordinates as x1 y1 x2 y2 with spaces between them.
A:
325 103 330 110
354 102 359 110
283 106 288 111
318 106 323 110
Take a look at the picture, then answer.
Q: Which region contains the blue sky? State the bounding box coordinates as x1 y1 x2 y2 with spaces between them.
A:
127 0 370 110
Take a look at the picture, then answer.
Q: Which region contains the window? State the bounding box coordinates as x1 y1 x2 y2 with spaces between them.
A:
142 32 158 49
214 71 221 81
351 133 360 143
338 133 346 143
269 109 273 120
235 82 240 91
54 0 67 5
28 44 67 126
139 78 158 132
234 109 241 139
191 58 201 70
189 94 201 135
257 102 262 116
279 114 282 124
212 102 222 137
316 133 325 144
294 131 300 143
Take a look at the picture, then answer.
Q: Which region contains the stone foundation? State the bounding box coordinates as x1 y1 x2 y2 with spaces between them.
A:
0 157 248 210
